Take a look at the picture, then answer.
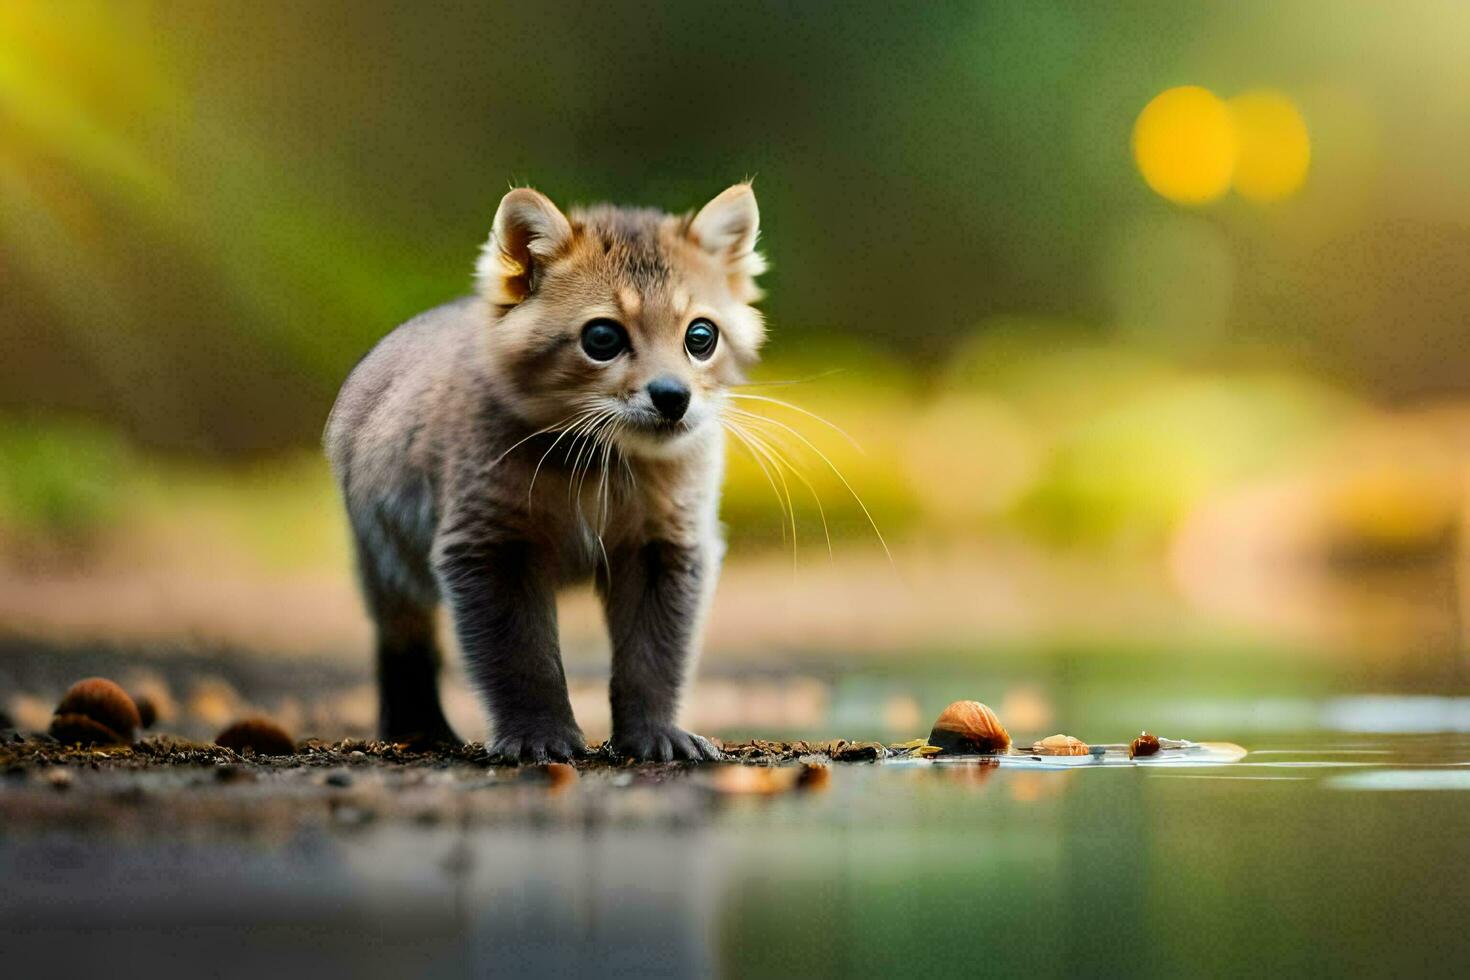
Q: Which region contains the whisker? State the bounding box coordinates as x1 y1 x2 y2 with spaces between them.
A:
726 393 865 453
566 411 616 522
731 423 799 537
526 412 590 500
592 423 620 574
529 409 603 504
596 438 611 530
599 424 622 530
577 414 624 554
721 418 796 556
568 412 619 575
495 411 583 466
731 368 847 389
572 411 619 506
618 438 637 493
737 422 833 559
729 408 892 564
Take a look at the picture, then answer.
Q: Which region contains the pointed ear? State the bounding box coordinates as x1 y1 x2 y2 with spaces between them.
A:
477 188 573 305
688 183 766 293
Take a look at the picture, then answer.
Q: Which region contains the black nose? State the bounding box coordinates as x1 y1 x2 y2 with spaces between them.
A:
647 376 691 422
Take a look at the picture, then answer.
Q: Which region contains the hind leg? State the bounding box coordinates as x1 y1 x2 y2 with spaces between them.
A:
351 530 458 744
371 593 459 745
335 446 455 744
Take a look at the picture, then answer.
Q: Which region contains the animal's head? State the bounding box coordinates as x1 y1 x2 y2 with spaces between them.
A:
478 183 766 458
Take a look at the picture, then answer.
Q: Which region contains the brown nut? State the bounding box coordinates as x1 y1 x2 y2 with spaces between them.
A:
1031 734 1090 756
54 678 141 743
928 701 1011 755
215 717 296 756
49 713 127 746
1130 731 1161 758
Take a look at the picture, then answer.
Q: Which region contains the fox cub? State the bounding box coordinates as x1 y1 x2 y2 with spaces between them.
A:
325 184 765 762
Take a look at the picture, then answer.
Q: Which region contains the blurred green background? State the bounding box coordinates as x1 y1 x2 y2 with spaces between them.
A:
3 1 1470 721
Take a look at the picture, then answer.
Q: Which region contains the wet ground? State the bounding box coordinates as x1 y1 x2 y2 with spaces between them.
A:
3 730 1468 976
2 641 1468 977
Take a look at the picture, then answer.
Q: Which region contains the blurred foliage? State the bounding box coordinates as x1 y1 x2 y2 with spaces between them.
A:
6 1 1470 455
3 1 1470 575
0 416 131 545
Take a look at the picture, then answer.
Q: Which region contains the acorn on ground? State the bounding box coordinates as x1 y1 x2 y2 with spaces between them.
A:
928 701 1012 755
1130 731 1161 758
215 717 296 756
50 678 141 745
49 713 128 746
1031 734 1090 756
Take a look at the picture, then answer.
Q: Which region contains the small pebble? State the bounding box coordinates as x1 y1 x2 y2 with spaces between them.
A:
324 772 353 788
44 768 74 790
831 741 887 762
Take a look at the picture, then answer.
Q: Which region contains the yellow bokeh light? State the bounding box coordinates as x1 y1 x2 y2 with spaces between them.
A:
1228 89 1311 201
1132 86 1237 204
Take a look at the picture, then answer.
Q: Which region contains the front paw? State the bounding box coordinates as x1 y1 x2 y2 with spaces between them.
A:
611 724 723 762
488 722 587 764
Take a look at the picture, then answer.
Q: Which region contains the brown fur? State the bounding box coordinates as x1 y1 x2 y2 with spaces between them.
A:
325 184 764 761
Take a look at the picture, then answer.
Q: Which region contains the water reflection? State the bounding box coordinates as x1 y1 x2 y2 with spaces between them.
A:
2 734 1466 977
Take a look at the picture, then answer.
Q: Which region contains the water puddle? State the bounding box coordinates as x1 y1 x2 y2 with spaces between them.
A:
1326 769 1470 791
889 740 1248 770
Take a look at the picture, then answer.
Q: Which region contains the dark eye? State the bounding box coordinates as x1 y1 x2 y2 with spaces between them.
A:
685 319 718 360
580 319 628 361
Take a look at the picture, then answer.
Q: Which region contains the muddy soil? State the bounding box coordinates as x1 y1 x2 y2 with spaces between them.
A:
0 730 917 835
